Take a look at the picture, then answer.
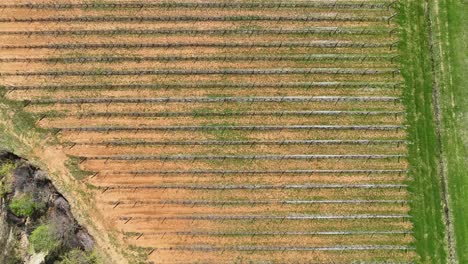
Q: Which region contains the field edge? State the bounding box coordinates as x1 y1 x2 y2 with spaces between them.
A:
400 0 467 263
432 0 468 262
399 0 447 263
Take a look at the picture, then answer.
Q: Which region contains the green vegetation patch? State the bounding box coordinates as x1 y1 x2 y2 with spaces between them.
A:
0 86 51 153
0 161 15 177
400 0 468 262
398 1 447 263
0 162 15 197
29 224 60 254
65 156 93 180
435 0 468 262
9 195 45 217
58 249 98 264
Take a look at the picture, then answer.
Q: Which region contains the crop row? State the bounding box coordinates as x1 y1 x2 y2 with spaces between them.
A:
68 139 406 147
28 96 400 104
82 154 405 161
0 2 398 10
4 82 402 91
101 169 407 176
127 230 411 236
112 199 408 206
0 54 399 63
119 214 410 221
97 184 407 190
2 68 400 77
0 41 398 49
149 245 413 252
107 198 409 209
0 15 396 23
55 125 404 132
0 28 398 36
48 110 404 118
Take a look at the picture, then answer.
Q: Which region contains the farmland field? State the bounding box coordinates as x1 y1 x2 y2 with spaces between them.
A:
0 1 464 264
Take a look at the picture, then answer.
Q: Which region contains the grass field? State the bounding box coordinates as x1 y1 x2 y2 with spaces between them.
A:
401 0 467 263
0 1 464 263
434 0 468 262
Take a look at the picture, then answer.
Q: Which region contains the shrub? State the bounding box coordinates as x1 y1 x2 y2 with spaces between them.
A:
29 225 60 253
0 162 15 178
58 249 98 264
0 162 15 197
9 195 45 217
0 178 12 197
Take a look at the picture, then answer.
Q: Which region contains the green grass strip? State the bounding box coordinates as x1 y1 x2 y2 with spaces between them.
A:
430 0 468 262
398 1 447 263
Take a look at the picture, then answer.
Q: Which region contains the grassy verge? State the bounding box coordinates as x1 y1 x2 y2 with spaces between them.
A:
0 87 90 180
400 0 467 263
398 1 447 263
0 87 49 153
432 0 467 262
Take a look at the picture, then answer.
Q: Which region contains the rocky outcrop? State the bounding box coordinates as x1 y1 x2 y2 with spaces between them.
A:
0 151 94 263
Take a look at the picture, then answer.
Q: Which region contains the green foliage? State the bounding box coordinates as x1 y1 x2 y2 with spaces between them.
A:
0 162 15 178
29 225 60 253
9 195 45 217
0 162 15 196
58 249 99 264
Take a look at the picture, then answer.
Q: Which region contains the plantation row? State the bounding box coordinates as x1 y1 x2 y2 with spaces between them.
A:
0 15 397 23
0 54 399 64
56 125 405 132
0 28 398 36
84 163 407 174
94 176 407 186
82 154 405 161
48 110 404 118
98 183 407 190
0 2 398 10
42 118 404 130
113 199 409 206
105 189 410 203
2 68 400 77
119 214 410 221
4 82 403 90
99 169 408 176
108 202 409 215
128 230 412 236
147 245 413 251
69 139 406 146
0 41 399 49
28 96 400 104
